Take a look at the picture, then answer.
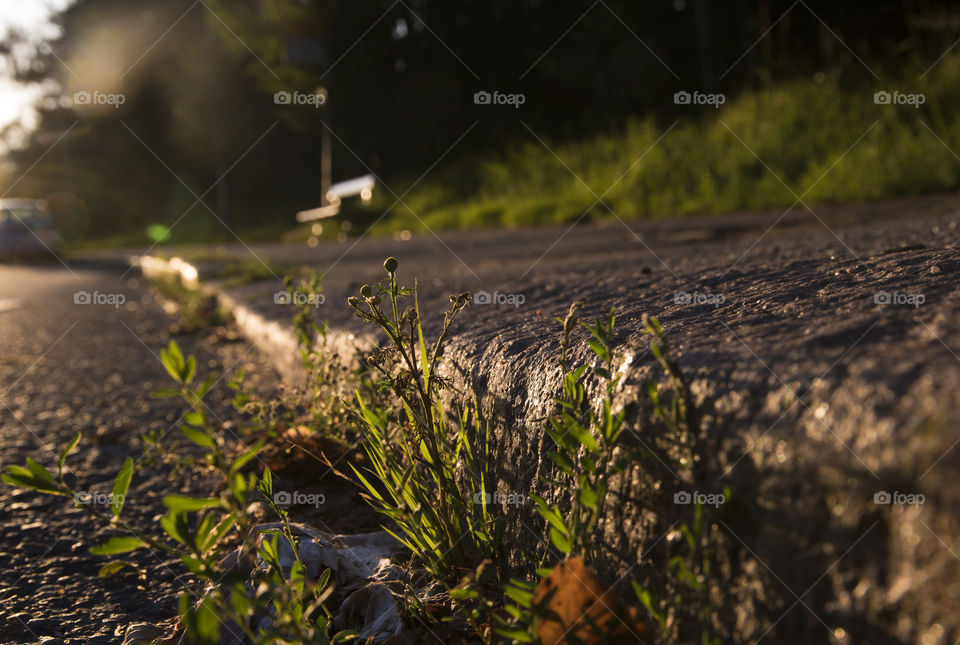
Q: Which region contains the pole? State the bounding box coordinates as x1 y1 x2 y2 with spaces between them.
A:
321 112 332 205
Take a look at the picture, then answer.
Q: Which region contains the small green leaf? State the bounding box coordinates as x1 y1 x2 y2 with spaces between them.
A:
548 451 575 475
193 514 216 550
2 465 66 495
503 604 526 619
184 595 220 645
97 560 136 577
260 466 273 496
184 356 197 385
494 626 535 642
200 514 236 553
180 425 214 448
633 581 667 630
194 374 217 399
183 411 205 427
91 535 148 554
449 588 479 600
58 432 82 479
534 499 569 538
26 458 59 489
580 485 599 510
161 511 186 544
111 457 134 518
180 555 207 577
504 584 533 606
160 341 185 383
163 495 221 513
228 440 264 477
565 420 600 453
588 339 607 360
550 526 572 553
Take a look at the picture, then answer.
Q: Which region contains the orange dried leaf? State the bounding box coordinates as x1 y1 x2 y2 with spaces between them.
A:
533 557 650 645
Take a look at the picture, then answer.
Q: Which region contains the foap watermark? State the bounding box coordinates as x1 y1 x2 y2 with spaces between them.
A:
274 90 326 108
274 291 325 307
674 490 725 508
473 491 527 507
874 490 925 507
674 90 725 108
674 290 726 308
474 290 525 308
873 90 925 108
74 491 124 506
73 90 126 109
874 290 924 308
74 290 125 308
273 490 326 508
474 90 525 108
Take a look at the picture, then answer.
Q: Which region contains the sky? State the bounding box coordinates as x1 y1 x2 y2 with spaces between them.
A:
0 0 73 133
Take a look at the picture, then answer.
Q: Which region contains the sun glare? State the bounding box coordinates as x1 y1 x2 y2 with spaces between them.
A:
0 0 74 136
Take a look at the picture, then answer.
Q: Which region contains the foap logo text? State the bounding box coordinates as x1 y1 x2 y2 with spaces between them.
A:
473 491 527 507
474 90 526 108
874 490 925 507
73 90 126 109
474 290 525 308
674 290 726 307
274 90 326 108
273 490 326 508
74 491 124 506
674 490 726 508
674 90 725 108
274 291 326 308
873 90 925 108
874 290 924 308
74 291 126 308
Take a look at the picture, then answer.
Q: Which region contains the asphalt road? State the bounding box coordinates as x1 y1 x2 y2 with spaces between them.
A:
0 265 267 644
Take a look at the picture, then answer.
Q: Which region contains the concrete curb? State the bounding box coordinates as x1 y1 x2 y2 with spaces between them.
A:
137 254 371 381
133 242 960 643
138 254 305 377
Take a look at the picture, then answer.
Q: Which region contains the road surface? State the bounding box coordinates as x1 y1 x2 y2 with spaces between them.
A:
0 264 267 644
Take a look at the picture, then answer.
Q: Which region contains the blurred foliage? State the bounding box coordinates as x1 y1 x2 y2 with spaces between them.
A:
2 0 960 243
390 55 960 230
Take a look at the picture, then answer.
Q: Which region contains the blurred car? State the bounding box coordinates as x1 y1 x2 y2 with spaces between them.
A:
0 199 64 261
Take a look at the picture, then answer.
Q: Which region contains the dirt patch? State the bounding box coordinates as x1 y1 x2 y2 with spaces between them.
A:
252 428 383 536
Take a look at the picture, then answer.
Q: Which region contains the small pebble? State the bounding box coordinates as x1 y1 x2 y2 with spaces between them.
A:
86 636 113 645
26 617 59 634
